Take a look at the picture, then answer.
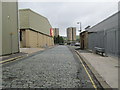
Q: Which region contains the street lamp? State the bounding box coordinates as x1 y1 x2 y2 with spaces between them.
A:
77 22 82 32
77 22 82 47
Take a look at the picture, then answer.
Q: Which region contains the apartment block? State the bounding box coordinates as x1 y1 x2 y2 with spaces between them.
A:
67 27 76 41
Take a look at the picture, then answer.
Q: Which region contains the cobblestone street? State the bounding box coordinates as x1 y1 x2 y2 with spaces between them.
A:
2 46 94 88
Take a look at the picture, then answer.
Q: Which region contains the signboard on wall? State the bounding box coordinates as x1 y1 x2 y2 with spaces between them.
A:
50 28 54 37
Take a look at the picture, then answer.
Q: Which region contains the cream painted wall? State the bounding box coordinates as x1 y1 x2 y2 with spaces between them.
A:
0 1 2 55
2 2 19 55
19 9 52 36
19 9 54 48
19 10 29 29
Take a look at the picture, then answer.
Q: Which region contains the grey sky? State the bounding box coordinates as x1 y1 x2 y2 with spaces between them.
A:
18 1 118 36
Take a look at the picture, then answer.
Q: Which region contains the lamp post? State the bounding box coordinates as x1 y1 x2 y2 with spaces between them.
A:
77 22 82 48
77 22 82 32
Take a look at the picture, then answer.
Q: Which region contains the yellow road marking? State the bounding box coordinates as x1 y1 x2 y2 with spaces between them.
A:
76 50 97 89
2 57 23 65
0 56 23 64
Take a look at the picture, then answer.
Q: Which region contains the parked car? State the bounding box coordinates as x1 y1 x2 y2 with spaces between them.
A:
59 43 64 45
74 43 80 46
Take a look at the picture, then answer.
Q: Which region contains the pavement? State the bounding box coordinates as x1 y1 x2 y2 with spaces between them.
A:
20 48 45 54
0 48 45 63
1 46 56 61
75 48 118 89
2 46 96 88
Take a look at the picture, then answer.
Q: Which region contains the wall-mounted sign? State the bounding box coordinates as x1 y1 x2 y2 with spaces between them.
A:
50 28 54 37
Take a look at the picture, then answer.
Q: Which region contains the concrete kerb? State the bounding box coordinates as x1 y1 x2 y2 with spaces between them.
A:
75 50 111 89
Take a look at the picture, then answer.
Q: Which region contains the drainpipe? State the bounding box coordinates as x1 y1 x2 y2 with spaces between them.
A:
10 32 13 54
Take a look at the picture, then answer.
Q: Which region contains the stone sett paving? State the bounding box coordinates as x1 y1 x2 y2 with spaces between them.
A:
2 46 93 88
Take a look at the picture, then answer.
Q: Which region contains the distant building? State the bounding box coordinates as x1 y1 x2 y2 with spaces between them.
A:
67 28 72 41
67 27 76 43
19 9 54 48
0 1 19 55
72 28 76 41
53 28 59 37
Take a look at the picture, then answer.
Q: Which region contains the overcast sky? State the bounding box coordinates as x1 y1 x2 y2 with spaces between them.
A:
18 1 119 36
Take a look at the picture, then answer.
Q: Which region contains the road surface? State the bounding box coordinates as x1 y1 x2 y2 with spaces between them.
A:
2 46 98 88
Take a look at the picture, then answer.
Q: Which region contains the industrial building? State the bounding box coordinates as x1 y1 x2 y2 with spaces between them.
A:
19 9 54 48
0 1 1 86
80 31 88 49
67 27 76 44
53 28 59 37
80 26 90 49
80 12 119 57
0 1 19 55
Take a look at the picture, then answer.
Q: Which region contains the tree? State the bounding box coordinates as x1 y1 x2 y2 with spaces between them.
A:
59 36 64 44
54 35 64 44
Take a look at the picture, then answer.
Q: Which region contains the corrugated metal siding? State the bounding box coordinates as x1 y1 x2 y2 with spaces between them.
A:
2 2 19 55
19 10 29 29
88 33 95 51
88 28 118 57
105 28 118 56
88 12 119 57
89 12 118 32
19 9 52 36
118 11 120 58
118 30 120 57
0 1 2 55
